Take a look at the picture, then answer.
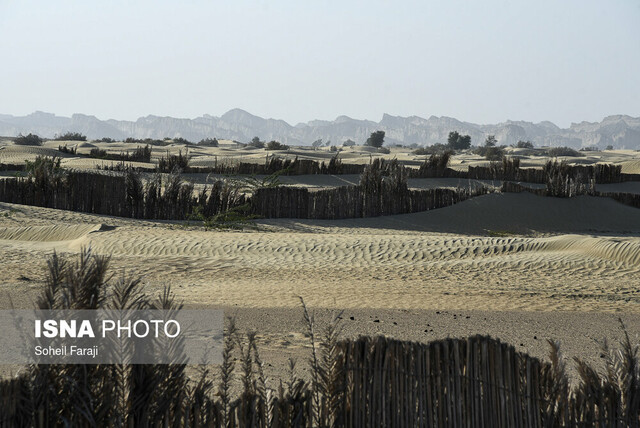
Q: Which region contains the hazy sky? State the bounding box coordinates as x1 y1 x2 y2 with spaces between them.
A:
1 0 638 127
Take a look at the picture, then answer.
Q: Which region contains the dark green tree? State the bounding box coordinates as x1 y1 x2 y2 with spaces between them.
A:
365 131 385 148
484 135 497 147
447 131 471 150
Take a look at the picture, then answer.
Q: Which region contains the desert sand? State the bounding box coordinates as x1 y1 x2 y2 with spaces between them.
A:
1 139 640 381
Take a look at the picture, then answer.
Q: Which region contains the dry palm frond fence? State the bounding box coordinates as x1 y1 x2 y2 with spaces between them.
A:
0 162 26 171
250 185 488 219
2 335 638 427
0 167 244 220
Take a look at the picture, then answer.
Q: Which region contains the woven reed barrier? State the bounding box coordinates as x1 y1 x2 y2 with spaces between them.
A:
4 335 634 427
0 163 26 171
251 185 489 220
0 170 244 220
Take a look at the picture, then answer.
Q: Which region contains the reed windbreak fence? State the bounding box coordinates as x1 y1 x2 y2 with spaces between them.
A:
3 335 636 427
250 185 489 219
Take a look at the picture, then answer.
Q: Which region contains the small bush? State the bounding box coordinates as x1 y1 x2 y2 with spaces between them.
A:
377 147 391 154
515 140 534 149
96 137 115 143
54 132 86 141
547 147 583 157
580 146 599 152
89 145 152 163
89 148 108 158
125 137 167 146
57 145 77 155
173 137 192 145
266 140 289 151
247 137 265 149
342 139 356 147
14 133 43 146
412 143 450 155
476 146 505 161
158 149 190 172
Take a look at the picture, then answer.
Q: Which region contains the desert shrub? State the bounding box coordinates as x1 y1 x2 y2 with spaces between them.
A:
198 138 219 147
25 155 62 177
96 137 115 143
125 137 167 146
266 140 289 151
329 145 338 152
546 147 583 157
514 140 534 149
13 133 43 146
158 149 190 173
476 146 505 161
580 146 599 152
89 147 109 158
173 137 192 145
57 144 77 155
342 139 356 147
360 158 408 193
605 145 614 150
91 145 152 163
54 132 86 141
412 143 449 155
247 137 265 149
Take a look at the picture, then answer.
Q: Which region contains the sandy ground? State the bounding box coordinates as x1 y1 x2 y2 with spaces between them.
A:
1 140 640 383
1 191 640 382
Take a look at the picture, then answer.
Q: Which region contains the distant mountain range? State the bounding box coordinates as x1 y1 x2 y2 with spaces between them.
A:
1 109 639 149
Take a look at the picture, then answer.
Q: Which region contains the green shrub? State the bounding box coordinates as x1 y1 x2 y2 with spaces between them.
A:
546 147 583 157
266 140 289 151
515 140 534 149
173 137 192 145
54 132 86 141
14 133 43 146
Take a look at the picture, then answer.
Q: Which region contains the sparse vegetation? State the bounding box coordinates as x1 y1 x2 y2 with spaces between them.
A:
342 139 356 147
57 144 77 155
265 140 289 151
54 131 86 141
247 137 265 149
546 146 584 157
13 133 43 146
198 137 218 147
173 137 192 145
515 140 534 149
158 149 190 173
89 145 152 163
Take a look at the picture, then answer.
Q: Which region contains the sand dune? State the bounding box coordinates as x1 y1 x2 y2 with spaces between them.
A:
0 223 104 241
621 159 640 174
1 191 639 313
